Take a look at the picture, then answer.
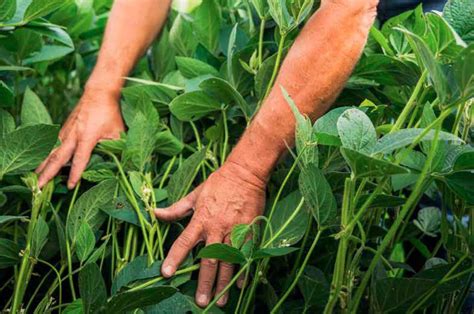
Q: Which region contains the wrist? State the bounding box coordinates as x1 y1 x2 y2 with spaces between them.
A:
227 119 285 183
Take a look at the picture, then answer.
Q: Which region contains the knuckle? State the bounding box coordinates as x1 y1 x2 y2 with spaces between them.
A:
220 262 233 272
176 232 194 248
202 258 218 267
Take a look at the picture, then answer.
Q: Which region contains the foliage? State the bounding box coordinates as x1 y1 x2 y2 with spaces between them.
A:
0 0 472 313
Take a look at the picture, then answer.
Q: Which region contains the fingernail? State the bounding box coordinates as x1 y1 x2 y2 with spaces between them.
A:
67 182 75 190
197 294 209 307
162 265 174 277
217 294 228 307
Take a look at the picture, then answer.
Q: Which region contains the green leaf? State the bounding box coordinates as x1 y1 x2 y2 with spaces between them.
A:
269 191 310 248
453 149 474 170
79 263 107 314
281 86 318 166
413 207 441 237
0 238 19 268
0 124 58 178
121 94 160 128
192 0 221 52
23 45 74 65
197 243 246 264
63 299 83 314
313 107 351 146
176 56 219 78
106 286 177 313
443 0 474 42
298 266 330 310
0 81 14 108
444 170 474 204
67 179 117 244
76 223 96 263
27 22 74 48
112 255 162 295
373 128 463 154
357 194 406 209
253 247 299 260
169 91 221 121
0 109 15 137
0 0 16 22
31 216 49 258
167 149 206 203
23 0 66 22
231 224 251 249
337 108 377 154
21 87 53 126
155 130 184 156
199 77 251 119
299 163 337 227
341 147 410 178
82 169 115 183
397 28 449 104
373 277 434 313
51 207 67 262
124 112 158 171
169 15 198 56
0 215 27 224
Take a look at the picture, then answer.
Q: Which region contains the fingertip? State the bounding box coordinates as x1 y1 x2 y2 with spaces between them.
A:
216 294 228 307
161 263 175 278
196 293 210 308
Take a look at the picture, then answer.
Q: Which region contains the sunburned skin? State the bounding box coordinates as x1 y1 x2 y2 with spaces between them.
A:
36 0 379 308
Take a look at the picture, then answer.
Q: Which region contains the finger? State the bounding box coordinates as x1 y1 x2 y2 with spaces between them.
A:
38 140 76 188
154 186 202 221
215 236 234 307
35 157 50 174
67 138 96 189
162 220 202 278
196 234 222 308
237 271 247 289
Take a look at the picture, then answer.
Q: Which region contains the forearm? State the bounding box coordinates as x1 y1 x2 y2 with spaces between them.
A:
228 1 378 181
85 0 171 96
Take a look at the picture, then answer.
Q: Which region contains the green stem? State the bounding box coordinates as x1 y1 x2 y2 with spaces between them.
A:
127 264 200 292
263 32 287 100
288 218 312 280
258 18 266 67
271 229 323 313
324 178 354 314
391 70 427 133
350 120 444 312
203 263 250 313
264 198 305 247
221 109 229 165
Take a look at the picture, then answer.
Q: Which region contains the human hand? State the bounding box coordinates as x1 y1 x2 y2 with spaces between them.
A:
154 161 266 307
37 89 125 189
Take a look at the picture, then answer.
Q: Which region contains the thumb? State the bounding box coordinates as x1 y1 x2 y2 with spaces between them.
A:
154 186 202 221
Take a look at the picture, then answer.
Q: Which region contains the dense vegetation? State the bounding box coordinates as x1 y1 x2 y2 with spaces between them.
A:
0 0 473 313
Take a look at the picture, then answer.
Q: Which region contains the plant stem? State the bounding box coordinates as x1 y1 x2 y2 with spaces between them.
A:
258 18 266 67
127 264 200 291
221 109 229 164
271 229 323 313
203 263 250 313
391 70 427 133
264 198 305 247
349 120 443 311
263 32 287 100
324 177 354 314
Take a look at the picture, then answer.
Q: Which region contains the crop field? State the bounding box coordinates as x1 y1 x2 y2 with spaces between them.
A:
0 0 473 313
